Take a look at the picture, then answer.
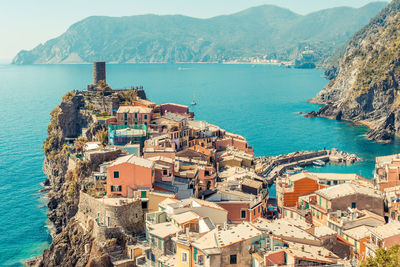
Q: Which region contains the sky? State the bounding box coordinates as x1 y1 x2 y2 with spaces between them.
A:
0 0 389 62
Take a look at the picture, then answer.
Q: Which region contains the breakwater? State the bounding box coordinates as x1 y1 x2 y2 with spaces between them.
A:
255 149 359 184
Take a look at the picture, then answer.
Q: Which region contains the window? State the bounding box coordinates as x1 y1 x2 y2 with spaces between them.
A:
135 113 138 119
163 169 168 175
158 238 162 249
241 210 246 218
181 252 188 263
124 113 128 120
253 209 256 216
230 254 237 264
194 248 197 262
327 181 331 186
141 191 147 198
113 171 119 178
142 201 148 209
334 180 338 185
144 114 148 120
319 196 321 206
198 255 204 265
351 202 356 209
111 185 121 192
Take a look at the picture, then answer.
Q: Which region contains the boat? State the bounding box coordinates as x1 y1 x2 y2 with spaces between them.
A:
191 91 196 105
285 169 296 175
313 159 326 166
293 166 303 171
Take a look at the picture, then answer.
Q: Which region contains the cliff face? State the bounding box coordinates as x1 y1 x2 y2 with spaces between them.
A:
28 90 142 266
311 0 400 142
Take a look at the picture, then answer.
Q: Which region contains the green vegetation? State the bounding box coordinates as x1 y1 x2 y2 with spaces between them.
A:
95 129 108 147
74 136 87 155
362 245 400 266
11 3 387 65
352 13 400 97
120 89 138 105
62 91 75 103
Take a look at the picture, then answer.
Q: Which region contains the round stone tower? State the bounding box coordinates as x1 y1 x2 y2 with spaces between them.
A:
93 61 106 85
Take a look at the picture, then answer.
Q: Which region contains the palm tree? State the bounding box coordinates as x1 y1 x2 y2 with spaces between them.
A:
74 136 87 156
95 129 108 147
97 80 111 112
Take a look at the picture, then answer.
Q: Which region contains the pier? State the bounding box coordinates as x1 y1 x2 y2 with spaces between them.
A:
255 149 359 185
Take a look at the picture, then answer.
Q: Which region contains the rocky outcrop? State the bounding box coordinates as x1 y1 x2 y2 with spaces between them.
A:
310 0 400 142
28 90 144 266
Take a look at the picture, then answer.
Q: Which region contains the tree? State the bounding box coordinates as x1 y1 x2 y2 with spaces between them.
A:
362 245 400 267
97 80 111 112
74 136 87 155
95 129 108 147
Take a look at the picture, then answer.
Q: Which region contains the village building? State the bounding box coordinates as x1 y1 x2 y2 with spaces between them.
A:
374 154 400 192
106 155 155 197
116 105 153 126
205 188 268 223
309 182 384 226
158 103 192 117
365 221 400 258
175 222 264 267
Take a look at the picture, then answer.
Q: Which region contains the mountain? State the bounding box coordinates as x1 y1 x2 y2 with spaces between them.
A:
310 0 400 142
12 3 387 65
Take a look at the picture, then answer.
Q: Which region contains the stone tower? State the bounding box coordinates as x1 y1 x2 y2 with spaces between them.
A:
93 61 106 85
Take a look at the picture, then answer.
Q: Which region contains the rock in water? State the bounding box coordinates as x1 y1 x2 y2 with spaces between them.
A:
310 0 400 142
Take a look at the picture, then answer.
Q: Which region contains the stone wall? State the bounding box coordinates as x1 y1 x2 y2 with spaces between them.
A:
331 194 384 216
86 149 124 169
78 192 145 235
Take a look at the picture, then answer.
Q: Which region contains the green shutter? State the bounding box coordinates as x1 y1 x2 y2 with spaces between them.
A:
194 248 197 262
141 191 147 198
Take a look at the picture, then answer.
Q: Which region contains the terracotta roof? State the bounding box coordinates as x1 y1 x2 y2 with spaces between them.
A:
192 222 262 252
190 198 227 212
315 183 381 200
117 105 152 114
241 178 263 189
189 145 212 156
370 221 400 240
110 155 154 168
343 226 372 240
253 218 317 241
148 222 179 238
170 211 199 225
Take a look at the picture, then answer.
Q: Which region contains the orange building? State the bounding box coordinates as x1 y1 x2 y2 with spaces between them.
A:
276 173 323 209
106 155 155 197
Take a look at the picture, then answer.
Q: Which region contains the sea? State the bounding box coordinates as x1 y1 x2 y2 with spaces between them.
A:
1 63 400 266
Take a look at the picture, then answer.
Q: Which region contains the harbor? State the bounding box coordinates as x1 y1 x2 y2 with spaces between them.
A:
255 148 359 185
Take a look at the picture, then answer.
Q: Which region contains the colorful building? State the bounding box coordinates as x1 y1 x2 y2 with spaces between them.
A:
116 105 153 126
106 155 155 197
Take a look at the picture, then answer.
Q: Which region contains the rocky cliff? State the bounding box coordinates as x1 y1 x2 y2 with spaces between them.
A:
310 0 400 142
27 89 143 266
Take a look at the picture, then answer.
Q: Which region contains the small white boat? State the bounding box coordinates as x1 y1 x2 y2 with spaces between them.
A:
191 91 196 105
313 160 326 166
294 166 303 171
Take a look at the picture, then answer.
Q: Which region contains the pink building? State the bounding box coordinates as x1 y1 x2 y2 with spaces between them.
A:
106 155 155 197
116 105 153 126
215 132 254 155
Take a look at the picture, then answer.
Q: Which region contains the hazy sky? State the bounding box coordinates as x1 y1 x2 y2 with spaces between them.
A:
0 0 388 61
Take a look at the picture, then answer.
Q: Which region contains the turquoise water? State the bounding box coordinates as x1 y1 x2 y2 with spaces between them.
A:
1 63 400 265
